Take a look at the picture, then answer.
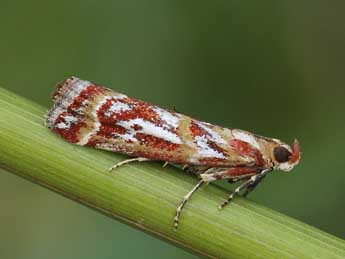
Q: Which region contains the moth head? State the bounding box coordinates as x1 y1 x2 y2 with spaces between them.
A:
272 139 301 172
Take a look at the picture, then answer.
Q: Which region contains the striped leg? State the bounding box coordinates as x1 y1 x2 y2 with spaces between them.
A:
219 167 273 209
227 174 255 184
243 174 266 197
174 180 205 229
162 161 169 167
109 157 151 171
218 175 259 209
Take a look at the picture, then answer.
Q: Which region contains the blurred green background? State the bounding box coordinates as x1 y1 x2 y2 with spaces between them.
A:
1 1 345 258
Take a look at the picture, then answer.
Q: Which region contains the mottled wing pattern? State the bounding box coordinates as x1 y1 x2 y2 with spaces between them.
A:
46 78 255 167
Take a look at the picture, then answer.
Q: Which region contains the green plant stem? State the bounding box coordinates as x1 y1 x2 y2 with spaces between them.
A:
0 86 345 259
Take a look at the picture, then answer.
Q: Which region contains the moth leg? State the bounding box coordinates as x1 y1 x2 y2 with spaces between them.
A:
227 174 253 184
200 167 258 182
219 168 273 209
242 174 267 197
174 180 205 229
218 175 258 209
109 157 151 171
162 161 169 167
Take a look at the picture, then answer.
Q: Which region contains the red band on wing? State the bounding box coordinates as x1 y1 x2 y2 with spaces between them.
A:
53 112 86 143
230 139 265 166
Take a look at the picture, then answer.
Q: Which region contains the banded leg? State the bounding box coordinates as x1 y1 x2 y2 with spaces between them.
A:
227 174 255 184
219 168 273 209
243 174 266 197
109 157 151 171
162 161 169 167
174 180 205 229
218 175 258 209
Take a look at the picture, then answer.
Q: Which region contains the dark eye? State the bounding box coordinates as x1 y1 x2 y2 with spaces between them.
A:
273 146 292 163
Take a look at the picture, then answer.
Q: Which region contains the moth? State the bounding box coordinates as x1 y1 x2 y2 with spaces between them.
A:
46 77 301 228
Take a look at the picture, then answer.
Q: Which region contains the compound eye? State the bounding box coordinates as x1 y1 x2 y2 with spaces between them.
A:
273 146 292 163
